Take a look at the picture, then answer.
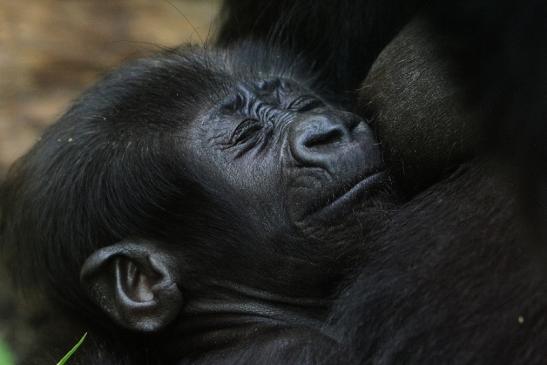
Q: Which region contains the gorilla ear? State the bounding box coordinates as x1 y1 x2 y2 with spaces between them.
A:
80 240 183 333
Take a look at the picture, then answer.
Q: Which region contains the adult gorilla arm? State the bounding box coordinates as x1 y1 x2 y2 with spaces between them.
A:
361 10 547 243
363 2 547 239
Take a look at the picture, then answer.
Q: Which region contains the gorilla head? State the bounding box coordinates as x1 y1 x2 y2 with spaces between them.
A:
0 43 393 361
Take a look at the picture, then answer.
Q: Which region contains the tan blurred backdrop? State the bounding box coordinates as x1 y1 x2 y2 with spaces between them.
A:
0 0 220 361
0 0 220 178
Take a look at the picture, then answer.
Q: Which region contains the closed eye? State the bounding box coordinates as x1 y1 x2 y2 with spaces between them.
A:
230 119 263 145
287 96 324 112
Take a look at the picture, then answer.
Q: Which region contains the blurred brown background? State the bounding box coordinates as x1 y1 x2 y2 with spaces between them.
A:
0 0 219 361
0 0 219 178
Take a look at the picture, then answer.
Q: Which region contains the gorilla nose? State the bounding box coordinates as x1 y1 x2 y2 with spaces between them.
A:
290 114 354 167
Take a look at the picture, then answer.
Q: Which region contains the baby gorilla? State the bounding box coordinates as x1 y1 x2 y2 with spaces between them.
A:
0 43 394 363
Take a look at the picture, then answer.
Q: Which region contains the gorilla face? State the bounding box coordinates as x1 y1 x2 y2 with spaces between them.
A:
0 43 394 320
185 76 386 240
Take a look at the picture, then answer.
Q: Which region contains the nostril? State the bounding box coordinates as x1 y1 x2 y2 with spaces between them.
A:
304 127 344 148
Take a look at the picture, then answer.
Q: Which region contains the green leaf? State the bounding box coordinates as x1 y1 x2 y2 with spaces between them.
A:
0 339 14 365
56 332 87 365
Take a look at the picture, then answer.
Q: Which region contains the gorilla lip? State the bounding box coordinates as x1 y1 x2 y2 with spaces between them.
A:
312 170 387 219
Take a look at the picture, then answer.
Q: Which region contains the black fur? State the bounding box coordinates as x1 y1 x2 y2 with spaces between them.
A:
1 1 547 364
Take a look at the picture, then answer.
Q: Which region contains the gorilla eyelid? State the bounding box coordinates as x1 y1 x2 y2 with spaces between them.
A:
229 118 263 146
288 96 324 112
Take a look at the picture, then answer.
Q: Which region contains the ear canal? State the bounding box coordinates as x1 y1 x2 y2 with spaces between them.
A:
121 259 155 302
80 241 184 333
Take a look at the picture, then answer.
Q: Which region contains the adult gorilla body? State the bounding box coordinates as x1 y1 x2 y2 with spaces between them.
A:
1 1 546 365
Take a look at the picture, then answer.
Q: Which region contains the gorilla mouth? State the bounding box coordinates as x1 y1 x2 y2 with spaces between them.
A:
312 170 387 219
